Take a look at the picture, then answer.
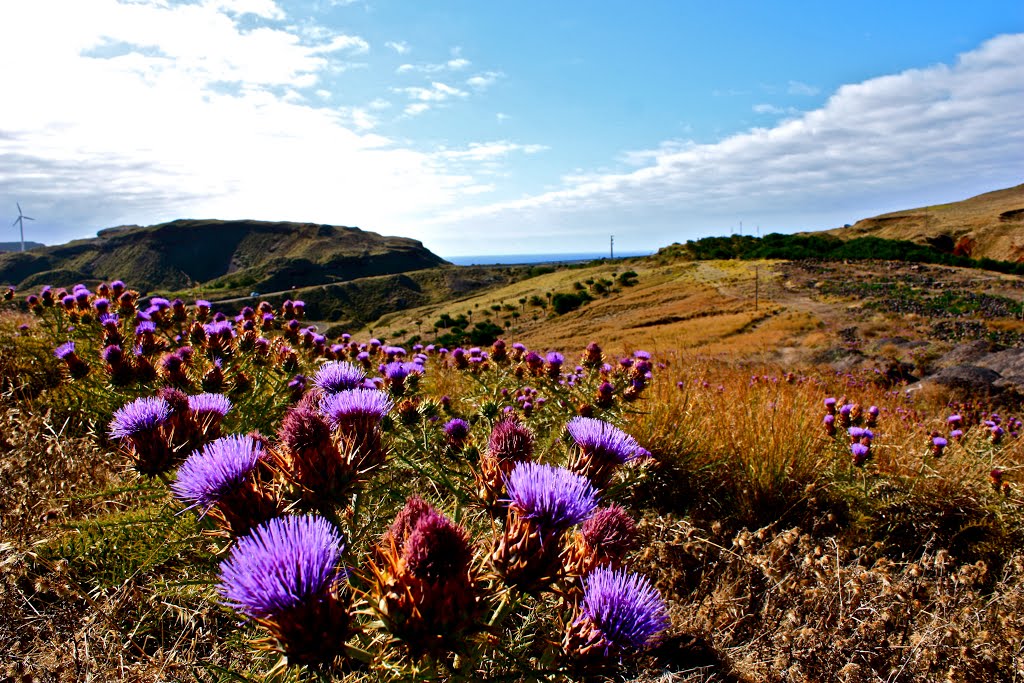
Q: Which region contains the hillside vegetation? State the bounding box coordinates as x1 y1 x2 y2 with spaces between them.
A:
0 219 447 293
823 183 1024 262
2 268 1024 682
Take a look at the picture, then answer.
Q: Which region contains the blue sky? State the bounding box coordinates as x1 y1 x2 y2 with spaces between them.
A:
1 1 1022 257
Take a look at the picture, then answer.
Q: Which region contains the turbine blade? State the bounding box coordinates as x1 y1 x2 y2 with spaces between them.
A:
23 216 34 221
10 219 17 227
16 202 21 213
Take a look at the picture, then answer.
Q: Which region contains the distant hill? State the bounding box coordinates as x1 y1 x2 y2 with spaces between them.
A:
0 219 447 293
824 184 1024 262
0 241 44 253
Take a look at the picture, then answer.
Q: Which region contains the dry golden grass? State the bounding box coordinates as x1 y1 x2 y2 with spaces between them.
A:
826 183 1024 262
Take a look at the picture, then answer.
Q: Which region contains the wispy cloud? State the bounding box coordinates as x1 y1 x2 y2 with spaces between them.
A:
787 80 820 96
431 34 1024 251
385 40 410 55
393 81 469 115
396 57 471 74
435 141 548 162
311 34 369 55
466 71 502 89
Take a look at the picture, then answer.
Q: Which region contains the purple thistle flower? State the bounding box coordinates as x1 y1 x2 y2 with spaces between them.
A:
851 442 870 466
204 320 235 337
313 361 366 394
53 341 76 359
109 396 172 439
382 360 413 382
101 344 123 364
444 418 470 445
505 462 598 531
633 350 651 361
218 515 345 620
950 428 964 440
402 509 472 582
188 393 232 417
489 419 534 461
319 389 393 429
581 504 638 560
579 566 669 653
135 321 157 335
565 417 647 464
172 435 264 512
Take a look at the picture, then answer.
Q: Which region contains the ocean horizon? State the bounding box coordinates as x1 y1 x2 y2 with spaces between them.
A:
445 250 653 266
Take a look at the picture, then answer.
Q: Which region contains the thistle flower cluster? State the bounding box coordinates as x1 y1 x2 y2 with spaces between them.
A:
370 498 478 654
23 279 673 674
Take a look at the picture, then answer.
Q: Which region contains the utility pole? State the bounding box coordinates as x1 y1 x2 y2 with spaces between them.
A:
610 235 614 259
755 266 759 312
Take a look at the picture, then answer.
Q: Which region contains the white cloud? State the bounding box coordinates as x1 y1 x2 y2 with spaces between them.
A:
396 56 471 74
385 40 410 55
312 34 370 55
435 141 548 162
752 103 799 116
368 98 392 110
403 103 431 117
203 0 285 20
432 34 1024 252
496 112 510 123
0 0 496 243
394 82 467 102
787 80 820 96
466 71 502 89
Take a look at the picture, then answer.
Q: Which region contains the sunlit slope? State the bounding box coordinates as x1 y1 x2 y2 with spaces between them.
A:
823 183 1024 263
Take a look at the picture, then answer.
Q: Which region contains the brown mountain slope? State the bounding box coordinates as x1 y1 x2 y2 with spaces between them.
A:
825 184 1024 262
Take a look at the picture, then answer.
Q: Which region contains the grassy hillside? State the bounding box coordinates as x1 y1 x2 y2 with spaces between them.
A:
3 266 1024 681
824 183 1024 262
365 255 1024 367
0 219 447 293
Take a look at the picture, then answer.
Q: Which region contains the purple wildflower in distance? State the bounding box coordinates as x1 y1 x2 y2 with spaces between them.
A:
312 361 366 394
851 442 870 466
579 566 669 653
172 434 264 512
565 417 646 464
505 462 598 531
218 515 345 620
109 396 172 439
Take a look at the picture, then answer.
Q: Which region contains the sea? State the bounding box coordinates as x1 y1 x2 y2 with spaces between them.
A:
445 251 653 266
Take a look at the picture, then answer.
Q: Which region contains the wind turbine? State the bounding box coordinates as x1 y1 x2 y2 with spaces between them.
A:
12 203 34 252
